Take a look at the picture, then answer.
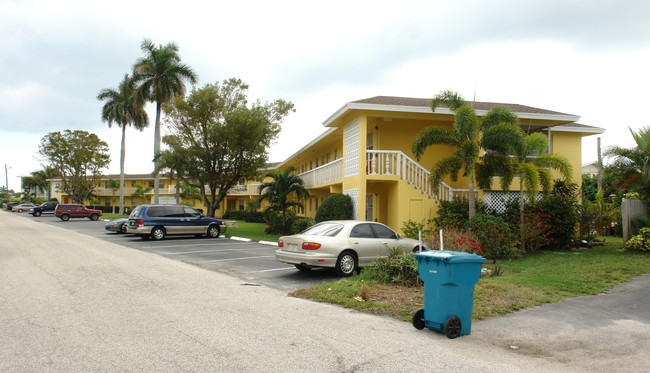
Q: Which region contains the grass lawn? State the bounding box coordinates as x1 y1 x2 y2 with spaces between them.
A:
102 213 128 220
291 236 650 322
224 220 280 242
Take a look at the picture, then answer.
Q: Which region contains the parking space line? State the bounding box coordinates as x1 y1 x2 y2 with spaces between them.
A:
140 242 246 249
201 255 275 262
253 267 296 273
164 248 240 255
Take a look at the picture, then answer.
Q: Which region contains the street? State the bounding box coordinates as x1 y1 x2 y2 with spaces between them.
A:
1 211 649 372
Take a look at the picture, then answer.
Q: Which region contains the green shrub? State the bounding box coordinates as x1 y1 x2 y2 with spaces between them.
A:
433 197 485 229
264 210 298 235
315 194 354 222
291 217 315 234
624 227 650 252
364 247 421 287
401 219 433 239
468 214 518 259
538 194 579 250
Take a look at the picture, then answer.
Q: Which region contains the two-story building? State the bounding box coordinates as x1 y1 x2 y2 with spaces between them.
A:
50 96 605 232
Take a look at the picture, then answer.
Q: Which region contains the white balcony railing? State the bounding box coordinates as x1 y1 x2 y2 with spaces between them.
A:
298 158 343 188
366 150 475 202
227 184 262 195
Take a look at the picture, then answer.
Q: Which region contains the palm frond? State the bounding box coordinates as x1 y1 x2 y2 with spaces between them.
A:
412 126 458 160
430 90 465 112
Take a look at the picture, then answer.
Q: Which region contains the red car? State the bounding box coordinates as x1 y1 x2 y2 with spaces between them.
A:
54 204 102 221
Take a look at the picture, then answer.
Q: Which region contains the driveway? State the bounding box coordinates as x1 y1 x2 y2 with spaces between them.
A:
2 211 649 371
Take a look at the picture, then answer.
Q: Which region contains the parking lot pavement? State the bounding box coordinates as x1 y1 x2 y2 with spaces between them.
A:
31 214 341 291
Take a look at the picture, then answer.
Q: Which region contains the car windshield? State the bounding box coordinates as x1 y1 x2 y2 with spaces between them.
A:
301 223 344 237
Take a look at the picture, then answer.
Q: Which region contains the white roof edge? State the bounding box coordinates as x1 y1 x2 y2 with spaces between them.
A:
551 126 606 134
274 127 338 169
323 102 581 126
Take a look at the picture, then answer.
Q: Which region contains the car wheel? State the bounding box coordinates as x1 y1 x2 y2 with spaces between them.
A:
89 214 99 221
61 214 70 221
150 227 165 240
17 209 23 213
207 225 220 238
334 251 357 277
33 211 42 217
412 246 425 253
295 264 312 272
444 316 462 339
412 309 425 330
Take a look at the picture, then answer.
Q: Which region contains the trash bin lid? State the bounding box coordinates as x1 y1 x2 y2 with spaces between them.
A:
414 250 486 263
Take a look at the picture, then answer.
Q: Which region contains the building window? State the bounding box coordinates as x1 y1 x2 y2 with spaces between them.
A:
326 153 330 163
131 181 136 187
309 198 313 211
131 198 136 205
105 199 110 206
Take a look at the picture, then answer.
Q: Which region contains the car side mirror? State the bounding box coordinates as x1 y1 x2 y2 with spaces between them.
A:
396 233 402 239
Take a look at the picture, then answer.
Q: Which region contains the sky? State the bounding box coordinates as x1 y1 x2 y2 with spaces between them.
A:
2 0 649 192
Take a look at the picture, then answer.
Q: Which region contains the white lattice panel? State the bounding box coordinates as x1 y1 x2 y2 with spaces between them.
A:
484 191 542 214
345 188 359 220
344 119 360 177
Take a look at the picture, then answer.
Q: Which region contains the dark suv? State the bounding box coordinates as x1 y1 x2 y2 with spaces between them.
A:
31 201 59 216
55 204 102 221
127 204 227 240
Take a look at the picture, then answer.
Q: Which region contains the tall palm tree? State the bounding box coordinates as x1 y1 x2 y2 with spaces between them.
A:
477 132 572 253
412 90 522 219
132 39 198 204
257 166 309 234
605 127 650 199
97 74 149 214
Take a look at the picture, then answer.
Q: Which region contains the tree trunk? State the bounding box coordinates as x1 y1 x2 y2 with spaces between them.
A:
468 169 476 219
519 179 527 254
597 137 604 192
119 124 126 215
153 101 162 204
175 174 180 204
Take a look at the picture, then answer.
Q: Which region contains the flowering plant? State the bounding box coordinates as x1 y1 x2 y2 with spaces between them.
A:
424 226 483 255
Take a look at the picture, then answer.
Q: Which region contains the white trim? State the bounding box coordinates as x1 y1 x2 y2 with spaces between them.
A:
551 125 605 134
323 102 581 127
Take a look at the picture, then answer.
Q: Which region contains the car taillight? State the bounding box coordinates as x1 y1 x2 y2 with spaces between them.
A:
302 242 321 250
278 239 284 247
138 219 144 227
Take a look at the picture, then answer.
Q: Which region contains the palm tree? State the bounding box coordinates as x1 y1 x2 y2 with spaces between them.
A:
605 127 650 199
477 132 572 253
412 90 522 219
97 74 149 215
132 39 198 204
257 166 309 234
107 179 120 214
130 184 153 205
32 166 58 200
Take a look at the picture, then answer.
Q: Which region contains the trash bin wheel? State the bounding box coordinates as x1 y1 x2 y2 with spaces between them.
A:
444 316 462 339
412 309 425 330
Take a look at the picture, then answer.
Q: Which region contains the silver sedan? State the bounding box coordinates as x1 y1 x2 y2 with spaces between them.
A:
276 220 427 276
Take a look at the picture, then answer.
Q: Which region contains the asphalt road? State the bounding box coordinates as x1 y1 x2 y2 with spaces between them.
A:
2 211 649 372
30 213 340 292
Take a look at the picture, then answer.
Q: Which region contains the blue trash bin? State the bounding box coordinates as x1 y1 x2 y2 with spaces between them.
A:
412 250 486 338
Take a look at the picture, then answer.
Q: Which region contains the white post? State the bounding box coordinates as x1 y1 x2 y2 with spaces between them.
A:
418 230 422 253
439 229 444 251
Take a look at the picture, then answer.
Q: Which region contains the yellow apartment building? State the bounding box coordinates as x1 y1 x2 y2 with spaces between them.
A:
50 96 604 233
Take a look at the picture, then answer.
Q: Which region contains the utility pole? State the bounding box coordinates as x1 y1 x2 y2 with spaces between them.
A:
597 137 604 192
4 163 8 195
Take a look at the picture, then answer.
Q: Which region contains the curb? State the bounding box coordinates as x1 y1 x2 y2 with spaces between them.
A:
258 240 279 246
229 236 252 242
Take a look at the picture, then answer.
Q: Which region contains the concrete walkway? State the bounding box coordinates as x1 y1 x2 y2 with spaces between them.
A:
0 211 647 372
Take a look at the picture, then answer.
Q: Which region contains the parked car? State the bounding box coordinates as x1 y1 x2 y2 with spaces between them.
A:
12 202 36 213
126 204 227 240
4 202 19 211
54 204 102 221
105 218 128 233
31 201 59 216
276 220 428 276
